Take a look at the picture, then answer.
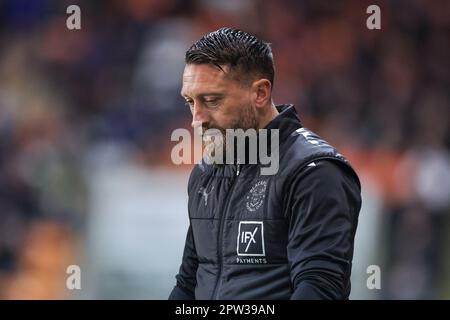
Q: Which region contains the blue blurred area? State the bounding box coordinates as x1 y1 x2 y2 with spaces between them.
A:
0 0 449 299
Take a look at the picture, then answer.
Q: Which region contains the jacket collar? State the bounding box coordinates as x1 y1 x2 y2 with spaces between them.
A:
264 104 303 143
236 104 303 166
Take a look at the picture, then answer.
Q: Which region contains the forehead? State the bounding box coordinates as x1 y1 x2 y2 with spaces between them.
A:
181 64 233 97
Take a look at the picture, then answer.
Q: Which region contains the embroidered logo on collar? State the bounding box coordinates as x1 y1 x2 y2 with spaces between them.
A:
199 185 214 206
246 180 268 212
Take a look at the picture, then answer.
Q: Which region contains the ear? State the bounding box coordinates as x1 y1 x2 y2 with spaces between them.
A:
251 79 272 108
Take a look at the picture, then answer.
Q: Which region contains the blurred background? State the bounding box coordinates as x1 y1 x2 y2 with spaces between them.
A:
0 0 449 299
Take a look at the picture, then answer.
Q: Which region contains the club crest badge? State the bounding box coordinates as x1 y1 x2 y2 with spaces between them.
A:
245 180 267 212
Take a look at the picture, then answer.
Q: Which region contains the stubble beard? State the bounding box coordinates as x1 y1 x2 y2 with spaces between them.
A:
202 103 258 164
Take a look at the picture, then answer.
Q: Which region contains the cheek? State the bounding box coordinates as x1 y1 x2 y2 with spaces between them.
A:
210 92 251 128
208 103 233 126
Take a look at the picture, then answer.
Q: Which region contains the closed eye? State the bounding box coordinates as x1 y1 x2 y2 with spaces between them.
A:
203 98 221 108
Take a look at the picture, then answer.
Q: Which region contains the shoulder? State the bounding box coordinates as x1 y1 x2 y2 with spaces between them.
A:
280 128 359 184
283 128 348 166
283 159 362 221
296 160 359 190
292 159 362 211
187 160 211 194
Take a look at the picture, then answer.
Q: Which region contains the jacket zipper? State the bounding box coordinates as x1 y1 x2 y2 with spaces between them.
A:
211 162 241 300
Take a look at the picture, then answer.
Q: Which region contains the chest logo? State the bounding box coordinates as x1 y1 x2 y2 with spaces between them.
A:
237 221 265 256
246 180 267 212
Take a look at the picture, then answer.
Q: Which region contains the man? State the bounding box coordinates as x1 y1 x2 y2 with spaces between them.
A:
169 27 361 300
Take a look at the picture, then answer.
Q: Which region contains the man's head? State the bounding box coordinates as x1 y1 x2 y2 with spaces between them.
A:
181 27 276 159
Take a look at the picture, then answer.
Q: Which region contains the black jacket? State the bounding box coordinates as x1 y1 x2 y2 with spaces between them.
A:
169 104 361 300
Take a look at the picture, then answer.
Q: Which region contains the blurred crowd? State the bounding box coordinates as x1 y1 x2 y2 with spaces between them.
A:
0 0 449 299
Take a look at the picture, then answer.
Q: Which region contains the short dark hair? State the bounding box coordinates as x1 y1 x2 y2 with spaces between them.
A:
185 27 275 88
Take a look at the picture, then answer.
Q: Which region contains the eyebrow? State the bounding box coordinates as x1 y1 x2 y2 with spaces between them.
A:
180 92 226 99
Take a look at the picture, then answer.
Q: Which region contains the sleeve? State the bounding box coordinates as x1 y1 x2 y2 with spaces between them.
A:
168 224 198 300
285 160 361 300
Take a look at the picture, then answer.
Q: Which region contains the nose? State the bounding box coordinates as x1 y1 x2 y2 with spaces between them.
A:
191 103 208 128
